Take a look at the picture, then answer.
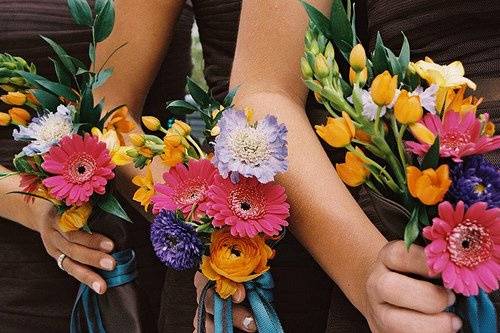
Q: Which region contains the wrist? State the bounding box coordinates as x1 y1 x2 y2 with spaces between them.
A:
29 200 57 233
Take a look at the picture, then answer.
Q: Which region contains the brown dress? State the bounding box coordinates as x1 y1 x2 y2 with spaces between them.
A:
0 1 192 332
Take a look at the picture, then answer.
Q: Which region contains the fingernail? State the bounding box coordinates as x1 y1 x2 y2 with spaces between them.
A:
447 291 456 306
100 258 115 270
243 316 256 332
100 241 114 251
452 316 463 331
92 282 102 294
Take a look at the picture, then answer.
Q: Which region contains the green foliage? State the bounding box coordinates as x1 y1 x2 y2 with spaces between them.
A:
67 0 93 26
96 193 132 223
94 0 115 42
421 136 440 169
404 207 420 248
31 89 61 111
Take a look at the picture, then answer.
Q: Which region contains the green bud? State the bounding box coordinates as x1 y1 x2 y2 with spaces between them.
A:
324 42 335 61
9 77 25 86
0 78 10 84
13 57 28 69
309 40 320 55
126 148 139 158
300 57 313 79
3 62 16 70
317 34 328 54
304 79 323 93
314 54 330 79
331 61 340 77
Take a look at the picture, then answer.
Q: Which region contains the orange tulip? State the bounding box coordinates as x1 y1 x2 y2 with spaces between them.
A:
8 107 31 126
315 112 355 148
0 112 11 126
370 71 398 107
335 148 370 187
201 229 274 299
394 90 423 124
0 91 26 105
407 165 452 205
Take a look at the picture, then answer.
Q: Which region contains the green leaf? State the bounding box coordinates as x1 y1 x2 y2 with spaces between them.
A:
40 36 76 74
404 208 420 249
187 77 212 108
300 1 332 40
398 34 410 79
89 42 96 63
31 89 61 111
371 33 389 76
223 86 239 107
340 77 353 97
385 47 401 77
419 205 430 226
67 0 93 26
94 0 115 42
0 171 18 180
92 68 112 88
96 193 132 223
352 85 364 115
167 100 198 115
49 58 72 86
79 86 99 127
421 136 440 169
330 0 354 59
16 71 77 101
95 0 107 13
13 156 32 173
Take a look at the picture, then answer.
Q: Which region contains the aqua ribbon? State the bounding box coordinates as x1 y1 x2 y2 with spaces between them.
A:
464 290 497 333
210 272 284 333
70 249 137 333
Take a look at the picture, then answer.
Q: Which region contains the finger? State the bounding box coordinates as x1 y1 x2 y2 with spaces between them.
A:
195 271 209 300
380 241 430 277
193 311 214 333
61 255 107 294
232 284 246 303
375 271 455 314
61 230 114 252
203 287 215 315
53 232 116 271
376 303 462 333
232 304 256 332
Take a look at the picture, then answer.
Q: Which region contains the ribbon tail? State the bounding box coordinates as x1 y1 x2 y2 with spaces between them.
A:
465 290 498 333
214 294 233 333
247 288 284 333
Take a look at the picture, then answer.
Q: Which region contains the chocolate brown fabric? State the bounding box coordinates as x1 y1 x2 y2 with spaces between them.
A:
0 1 192 332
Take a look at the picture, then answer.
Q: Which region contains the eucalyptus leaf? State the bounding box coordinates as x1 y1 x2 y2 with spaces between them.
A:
330 0 354 59
223 86 239 106
385 47 401 77
404 208 420 249
40 36 76 74
79 86 99 127
96 193 132 223
16 70 77 100
398 34 410 79
49 58 72 86
421 136 440 169
94 0 115 42
371 33 389 76
167 100 198 115
67 0 93 26
31 89 61 111
300 1 333 40
187 77 211 108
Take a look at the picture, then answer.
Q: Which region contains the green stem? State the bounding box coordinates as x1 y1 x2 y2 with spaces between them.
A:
374 106 382 136
186 135 206 159
323 101 339 118
390 115 407 169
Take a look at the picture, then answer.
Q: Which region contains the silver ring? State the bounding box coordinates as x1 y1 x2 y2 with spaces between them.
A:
57 253 67 271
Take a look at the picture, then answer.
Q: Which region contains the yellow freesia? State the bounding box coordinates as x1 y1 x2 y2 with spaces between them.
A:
112 146 134 166
59 203 93 232
132 165 155 211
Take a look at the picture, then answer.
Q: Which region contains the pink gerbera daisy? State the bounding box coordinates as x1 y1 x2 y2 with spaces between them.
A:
41 134 115 206
406 111 500 162
423 201 500 296
151 159 217 216
207 175 289 238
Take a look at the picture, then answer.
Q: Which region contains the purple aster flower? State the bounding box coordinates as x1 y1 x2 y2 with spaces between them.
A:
150 210 204 270
212 108 288 183
448 156 499 208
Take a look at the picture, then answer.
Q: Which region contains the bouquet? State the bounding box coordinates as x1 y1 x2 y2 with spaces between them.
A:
0 1 155 332
300 1 499 332
123 79 289 333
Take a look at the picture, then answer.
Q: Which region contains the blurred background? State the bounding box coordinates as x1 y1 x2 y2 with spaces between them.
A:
188 23 207 137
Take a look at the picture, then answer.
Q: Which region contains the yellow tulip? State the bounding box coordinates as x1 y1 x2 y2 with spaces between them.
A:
0 91 26 105
407 165 452 205
409 123 436 145
335 148 370 187
315 112 355 148
0 112 11 126
394 90 423 124
141 116 161 131
8 107 31 126
349 44 367 72
370 71 398 107
59 203 93 232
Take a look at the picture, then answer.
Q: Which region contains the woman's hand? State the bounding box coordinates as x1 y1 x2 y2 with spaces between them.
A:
365 241 463 333
193 272 256 333
37 206 116 294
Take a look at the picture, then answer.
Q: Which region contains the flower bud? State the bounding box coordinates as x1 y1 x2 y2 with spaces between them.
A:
394 90 423 124
484 121 495 137
8 107 31 126
370 71 398 107
314 112 355 148
141 116 161 131
335 147 370 187
0 84 16 92
0 112 11 126
324 42 335 60
1 91 26 105
304 79 323 93
314 54 330 79
210 125 221 137
129 133 146 147
171 119 191 137
309 40 320 55
349 67 368 87
126 148 139 158
349 44 367 72
9 77 26 86
300 57 313 79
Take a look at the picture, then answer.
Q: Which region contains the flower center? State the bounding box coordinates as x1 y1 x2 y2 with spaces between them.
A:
37 115 73 142
229 184 265 220
229 127 269 166
174 178 207 206
65 153 97 184
447 219 493 268
474 183 486 194
441 131 471 153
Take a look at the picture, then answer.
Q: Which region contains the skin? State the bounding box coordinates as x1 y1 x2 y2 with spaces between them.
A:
0 0 463 331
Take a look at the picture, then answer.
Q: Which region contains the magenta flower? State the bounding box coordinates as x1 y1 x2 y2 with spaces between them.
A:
406 111 500 162
423 201 500 296
151 159 217 216
207 175 289 238
42 134 115 206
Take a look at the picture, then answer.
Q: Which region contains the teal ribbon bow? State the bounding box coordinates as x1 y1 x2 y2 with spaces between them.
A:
202 272 283 333
464 290 497 333
70 249 137 333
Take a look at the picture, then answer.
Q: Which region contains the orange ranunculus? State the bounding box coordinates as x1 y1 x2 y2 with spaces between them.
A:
315 111 355 148
59 203 92 232
201 229 274 299
444 86 483 115
0 91 26 105
335 148 370 187
394 90 423 124
406 165 452 205
370 71 398 107
8 107 31 126
105 106 135 144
